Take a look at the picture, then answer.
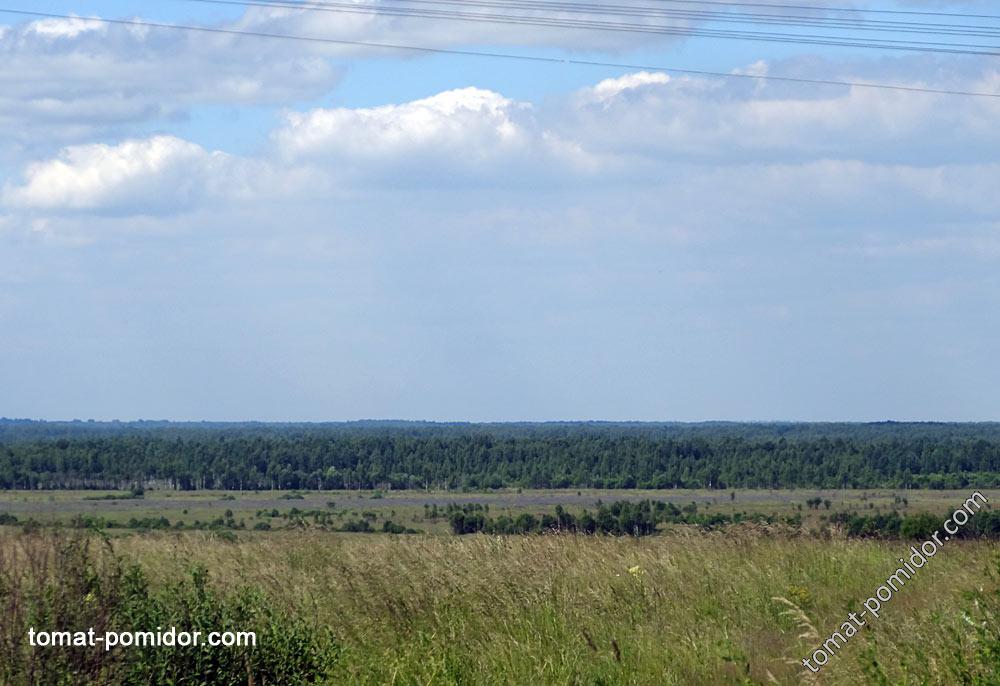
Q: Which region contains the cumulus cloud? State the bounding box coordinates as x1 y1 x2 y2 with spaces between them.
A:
26 16 105 39
276 88 529 159
4 4 997 160
0 13 341 147
2 136 253 214
0 0 701 149
273 87 599 179
5 63 1000 223
560 59 1000 165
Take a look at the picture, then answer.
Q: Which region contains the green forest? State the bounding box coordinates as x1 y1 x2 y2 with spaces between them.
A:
2 420 1000 491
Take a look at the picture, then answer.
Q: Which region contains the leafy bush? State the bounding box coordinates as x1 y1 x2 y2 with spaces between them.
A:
113 564 337 684
447 500 786 536
380 520 418 534
0 531 338 685
829 510 1000 540
340 519 373 533
450 500 665 536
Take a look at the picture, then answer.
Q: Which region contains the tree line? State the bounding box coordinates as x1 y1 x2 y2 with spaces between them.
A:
2 420 1000 490
446 500 1000 539
828 510 1000 539
447 500 797 535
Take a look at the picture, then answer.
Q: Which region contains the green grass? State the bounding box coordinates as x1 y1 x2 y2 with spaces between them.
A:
0 488 994 532
100 529 997 685
4 490 1000 683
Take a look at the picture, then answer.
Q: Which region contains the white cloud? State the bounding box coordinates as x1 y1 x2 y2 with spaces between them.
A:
26 16 105 39
582 71 671 105
560 62 1000 165
0 14 341 147
2 136 250 214
4 66 1000 226
3 4 998 164
273 87 600 177
276 88 529 160
0 1 699 149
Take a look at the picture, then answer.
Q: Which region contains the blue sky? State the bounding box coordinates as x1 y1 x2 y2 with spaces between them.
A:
1 1 998 421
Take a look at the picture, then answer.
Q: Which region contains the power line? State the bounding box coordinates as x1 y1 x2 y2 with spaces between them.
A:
200 0 1000 36
176 0 1000 55
620 0 1000 21
386 0 1000 37
1 8 998 98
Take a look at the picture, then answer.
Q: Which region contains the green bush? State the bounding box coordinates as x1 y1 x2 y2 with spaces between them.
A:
0 532 338 685
113 564 338 685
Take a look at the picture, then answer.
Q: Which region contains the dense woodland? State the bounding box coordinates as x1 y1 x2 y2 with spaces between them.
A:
2 420 1000 490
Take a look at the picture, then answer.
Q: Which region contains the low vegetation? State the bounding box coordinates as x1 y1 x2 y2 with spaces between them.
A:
830 508 1000 539
0 531 339 685
447 500 803 535
1 528 995 684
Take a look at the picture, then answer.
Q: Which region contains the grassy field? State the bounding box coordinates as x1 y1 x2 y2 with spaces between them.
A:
4 528 996 684
4 490 1000 684
1 487 993 533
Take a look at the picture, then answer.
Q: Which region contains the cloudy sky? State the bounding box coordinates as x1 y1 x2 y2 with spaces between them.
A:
1 0 998 421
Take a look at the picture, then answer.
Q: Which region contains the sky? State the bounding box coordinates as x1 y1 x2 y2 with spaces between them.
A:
0 0 998 422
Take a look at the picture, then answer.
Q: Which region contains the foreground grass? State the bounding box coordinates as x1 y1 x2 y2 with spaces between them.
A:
86 529 994 685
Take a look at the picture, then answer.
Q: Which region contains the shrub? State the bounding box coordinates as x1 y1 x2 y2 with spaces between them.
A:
340 519 373 533
380 520 417 534
0 531 338 685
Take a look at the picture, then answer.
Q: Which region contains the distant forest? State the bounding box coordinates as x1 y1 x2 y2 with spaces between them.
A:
2 419 1000 490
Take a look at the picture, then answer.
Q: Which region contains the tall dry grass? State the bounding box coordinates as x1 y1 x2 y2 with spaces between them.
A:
101 528 1000 685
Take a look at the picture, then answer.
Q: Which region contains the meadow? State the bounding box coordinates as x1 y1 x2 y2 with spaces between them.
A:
0 486 990 531
3 489 1000 684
